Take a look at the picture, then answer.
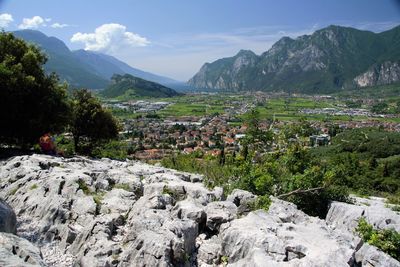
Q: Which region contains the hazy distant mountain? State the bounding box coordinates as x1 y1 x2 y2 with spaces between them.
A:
188 25 400 93
101 74 180 99
72 50 177 85
12 30 180 90
13 30 109 89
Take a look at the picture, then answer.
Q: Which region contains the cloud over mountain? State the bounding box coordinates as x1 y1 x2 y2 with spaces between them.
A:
0 13 13 28
18 16 48 29
70 23 150 54
51 23 70 29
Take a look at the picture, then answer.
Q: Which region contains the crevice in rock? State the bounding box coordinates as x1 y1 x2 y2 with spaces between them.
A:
12 245 18 255
58 180 66 195
68 199 73 210
43 187 49 197
24 255 30 262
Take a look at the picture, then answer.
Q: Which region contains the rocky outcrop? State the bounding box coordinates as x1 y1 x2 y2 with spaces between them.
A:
197 198 360 267
355 243 400 267
0 154 221 266
0 154 399 266
354 61 400 87
188 50 258 91
0 232 46 266
0 198 17 234
326 196 400 232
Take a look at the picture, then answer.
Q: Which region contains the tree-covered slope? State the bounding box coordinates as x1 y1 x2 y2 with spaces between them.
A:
188 25 400 93
101 74 180 98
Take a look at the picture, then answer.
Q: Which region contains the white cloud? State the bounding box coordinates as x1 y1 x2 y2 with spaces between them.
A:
0 13 13 28
18 16 46 29
70 23 150 53
51 22 70 29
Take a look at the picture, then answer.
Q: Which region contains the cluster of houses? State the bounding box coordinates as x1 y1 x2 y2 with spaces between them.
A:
105 100 170 113
123 116 249 160
301 107 399 118
122 111 400 161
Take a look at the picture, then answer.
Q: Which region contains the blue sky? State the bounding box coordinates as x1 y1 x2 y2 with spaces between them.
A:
0 0 399 81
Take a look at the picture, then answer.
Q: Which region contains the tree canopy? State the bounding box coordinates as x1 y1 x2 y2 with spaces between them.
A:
71 89 120 154
0 31 70 147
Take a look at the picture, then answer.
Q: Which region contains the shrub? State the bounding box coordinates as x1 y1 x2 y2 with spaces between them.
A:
71 89 119 154
356 218 400 260
250 195 272 211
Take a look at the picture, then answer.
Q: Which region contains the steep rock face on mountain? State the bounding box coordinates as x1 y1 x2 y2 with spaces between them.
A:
189 25 400 93
0 154 399 267
188 50 259 90
354 61 400 87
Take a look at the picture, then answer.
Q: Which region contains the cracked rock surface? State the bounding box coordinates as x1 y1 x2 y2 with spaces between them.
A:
0 154 399 266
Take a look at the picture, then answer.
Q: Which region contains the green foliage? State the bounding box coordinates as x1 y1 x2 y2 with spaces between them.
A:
162 185 185 201
113 183 131 191
71 89 120 154
55 135 75 157
0 31 71 147
162 145 349 218
101 74 179 99
242 109 273 152
91 140 129 160
356 218 400 261
371 102 389 114
250 195 272 211
333 128 400 158
387 193 400 206
9 187 19 195
93 192 105 215
311 128 400 198
76 179 91 195
29 184 38 190
220 255 229 265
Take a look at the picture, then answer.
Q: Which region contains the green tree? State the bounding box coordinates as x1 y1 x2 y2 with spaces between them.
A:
71 89 120 154
243 109 273 151
371 102 388 114
0 31 70 147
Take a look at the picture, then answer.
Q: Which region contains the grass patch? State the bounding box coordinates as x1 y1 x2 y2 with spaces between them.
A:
76 179 91 195
93 192 105 215
9 186 19 195
29 184 38 190
113 183 131 191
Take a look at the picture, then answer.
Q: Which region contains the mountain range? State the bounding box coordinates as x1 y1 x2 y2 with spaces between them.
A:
188 25 400 93
13 30 180 90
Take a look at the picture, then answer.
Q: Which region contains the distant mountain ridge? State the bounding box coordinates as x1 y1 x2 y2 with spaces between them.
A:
12 30 178 89
188 25 400 93
101 74 180 99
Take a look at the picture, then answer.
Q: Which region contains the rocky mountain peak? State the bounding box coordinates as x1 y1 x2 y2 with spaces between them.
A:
236 49 257 57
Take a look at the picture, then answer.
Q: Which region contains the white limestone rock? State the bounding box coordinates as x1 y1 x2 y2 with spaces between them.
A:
354 243 400 267
0 232 46 266
326 196 400 232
